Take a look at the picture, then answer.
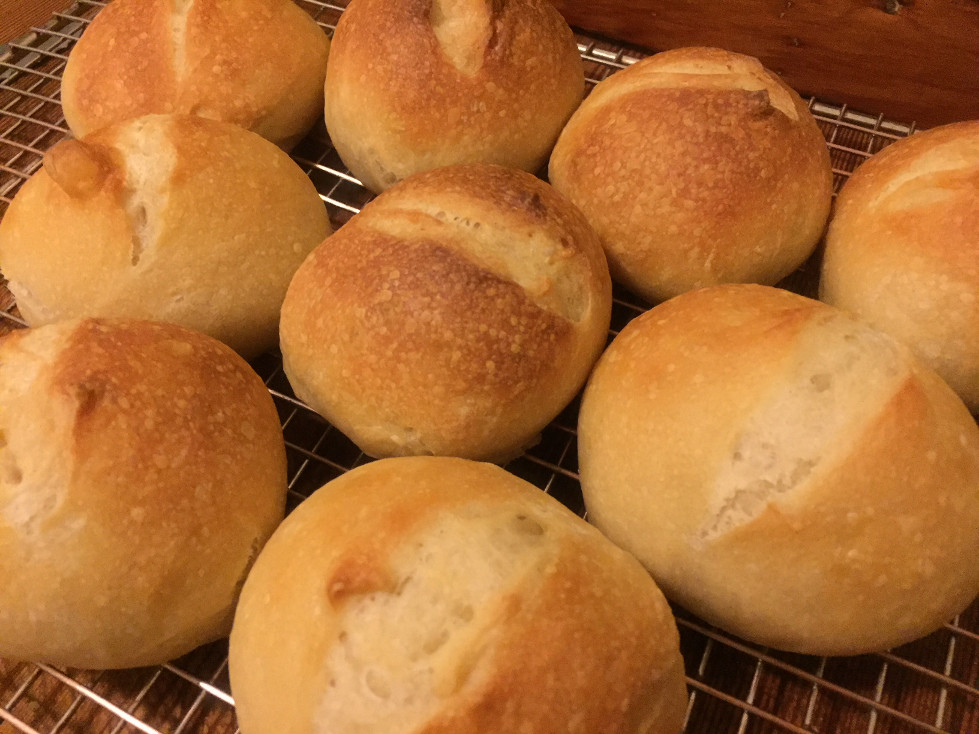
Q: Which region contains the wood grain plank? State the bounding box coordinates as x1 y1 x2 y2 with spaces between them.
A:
0 0 75 44
550 0 979 128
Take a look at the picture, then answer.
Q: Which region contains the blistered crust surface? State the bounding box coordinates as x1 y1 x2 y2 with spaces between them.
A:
280 165 610 461
579 284 979 655
821 121 979 410
0 319 287 668
0 114 331 357
549 47 833 303
61 0 330 148
323 0 584 190
229 457 687 734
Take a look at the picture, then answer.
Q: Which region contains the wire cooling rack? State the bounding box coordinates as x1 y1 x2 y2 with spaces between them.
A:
1 2 977 733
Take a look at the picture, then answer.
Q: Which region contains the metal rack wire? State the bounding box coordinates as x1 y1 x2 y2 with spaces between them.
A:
0 2 976 733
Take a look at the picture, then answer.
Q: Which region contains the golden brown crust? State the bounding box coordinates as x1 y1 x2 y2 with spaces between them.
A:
280 164 610 461
324 0 584 191
229 457 686 734
422 538 685 734
61 0 329 149
284 229 571 426
0 114 331 357
820 121 979 410
579 284 979 655
62 0 178 133
41 139 120 198
549 47 833 303
0 319 287 669
711 366 979 653
354 164 610 321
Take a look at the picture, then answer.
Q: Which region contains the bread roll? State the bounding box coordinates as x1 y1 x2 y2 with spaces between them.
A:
820 121 979 411
279 164 611 462
323 0 584 192
61 0 329 149
229 456 687 734
578 284 979 656
0 319 287 669
0 114 331 358
549 47 833 303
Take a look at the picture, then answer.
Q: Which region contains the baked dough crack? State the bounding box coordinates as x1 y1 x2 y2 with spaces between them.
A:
429 0 494 77
114 118 177 268
868 141 979 212
360 201 589 323
580 58 801 128
169 0 195 85
698 317 907 542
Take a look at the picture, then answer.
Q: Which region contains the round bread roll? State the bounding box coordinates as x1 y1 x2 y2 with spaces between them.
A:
61 0 329 149
323 0 584 192
820 121 979 412
578 284 979 656
279 164 611 462
0 114 331 358
0 319 287 669
549 47 834 304
229 456 687 734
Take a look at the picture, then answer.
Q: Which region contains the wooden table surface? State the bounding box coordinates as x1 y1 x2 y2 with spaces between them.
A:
552 0 979 128
1 0 74 44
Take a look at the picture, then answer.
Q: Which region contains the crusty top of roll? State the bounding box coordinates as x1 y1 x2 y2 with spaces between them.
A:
0 114 331 358
229 457 686 734
549 46 833 303
61 0 330 149
279 164 611 461
0 319 287 669
323 0 584 191
821 121 979 410
578 284 979 655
